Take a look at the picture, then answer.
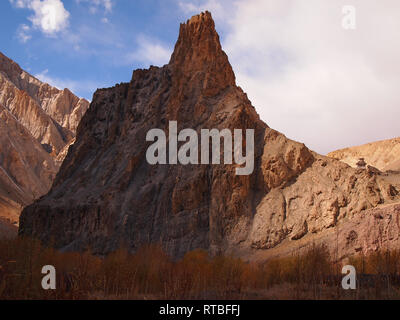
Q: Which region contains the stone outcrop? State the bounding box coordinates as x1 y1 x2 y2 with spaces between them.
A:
19 12 400 259
0 51 89 225
250 202 400 262
332 203 400 258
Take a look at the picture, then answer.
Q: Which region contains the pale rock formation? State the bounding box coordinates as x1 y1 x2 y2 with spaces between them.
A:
0 52 89 155
0 51 89 226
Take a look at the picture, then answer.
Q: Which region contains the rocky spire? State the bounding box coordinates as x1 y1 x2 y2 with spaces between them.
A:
169 11 236 96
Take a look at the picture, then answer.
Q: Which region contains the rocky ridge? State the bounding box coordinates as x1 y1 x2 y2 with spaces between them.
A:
328 137 400 172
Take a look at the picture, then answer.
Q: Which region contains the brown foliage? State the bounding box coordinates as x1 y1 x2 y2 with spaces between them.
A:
0 239 400 300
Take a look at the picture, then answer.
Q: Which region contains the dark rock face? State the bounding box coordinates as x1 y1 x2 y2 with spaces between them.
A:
0 217 18 239
19 12 400 259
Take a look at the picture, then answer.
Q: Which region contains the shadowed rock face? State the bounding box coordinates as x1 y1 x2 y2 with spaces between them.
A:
0 51 89 225
19 12 400 259
0 217 17 239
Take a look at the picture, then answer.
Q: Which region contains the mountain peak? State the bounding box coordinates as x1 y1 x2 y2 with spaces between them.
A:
185 10 213 25
169 11 235 95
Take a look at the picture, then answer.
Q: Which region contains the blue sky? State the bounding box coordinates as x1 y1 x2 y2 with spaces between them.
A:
1 0 400 154
1 0 196 100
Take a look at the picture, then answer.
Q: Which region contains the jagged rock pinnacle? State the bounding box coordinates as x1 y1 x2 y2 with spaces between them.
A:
169 11 236 96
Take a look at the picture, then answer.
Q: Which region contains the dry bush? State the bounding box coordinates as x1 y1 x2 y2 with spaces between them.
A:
1 238 400 300
348 249 400 299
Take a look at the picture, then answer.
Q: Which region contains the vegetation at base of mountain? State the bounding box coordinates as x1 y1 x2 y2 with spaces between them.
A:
1 238 400 300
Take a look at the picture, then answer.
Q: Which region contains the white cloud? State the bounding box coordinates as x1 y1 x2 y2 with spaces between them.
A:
10 0 70 36
126 35 172 66
76 0 114 14
17 24 32 42
9 0 30 8
179 0 400 154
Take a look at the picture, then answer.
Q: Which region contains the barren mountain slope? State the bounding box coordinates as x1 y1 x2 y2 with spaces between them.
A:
0 52 89 156
0 103 57 223
20 12 400 260
328 137 400 172
0 52 90 227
